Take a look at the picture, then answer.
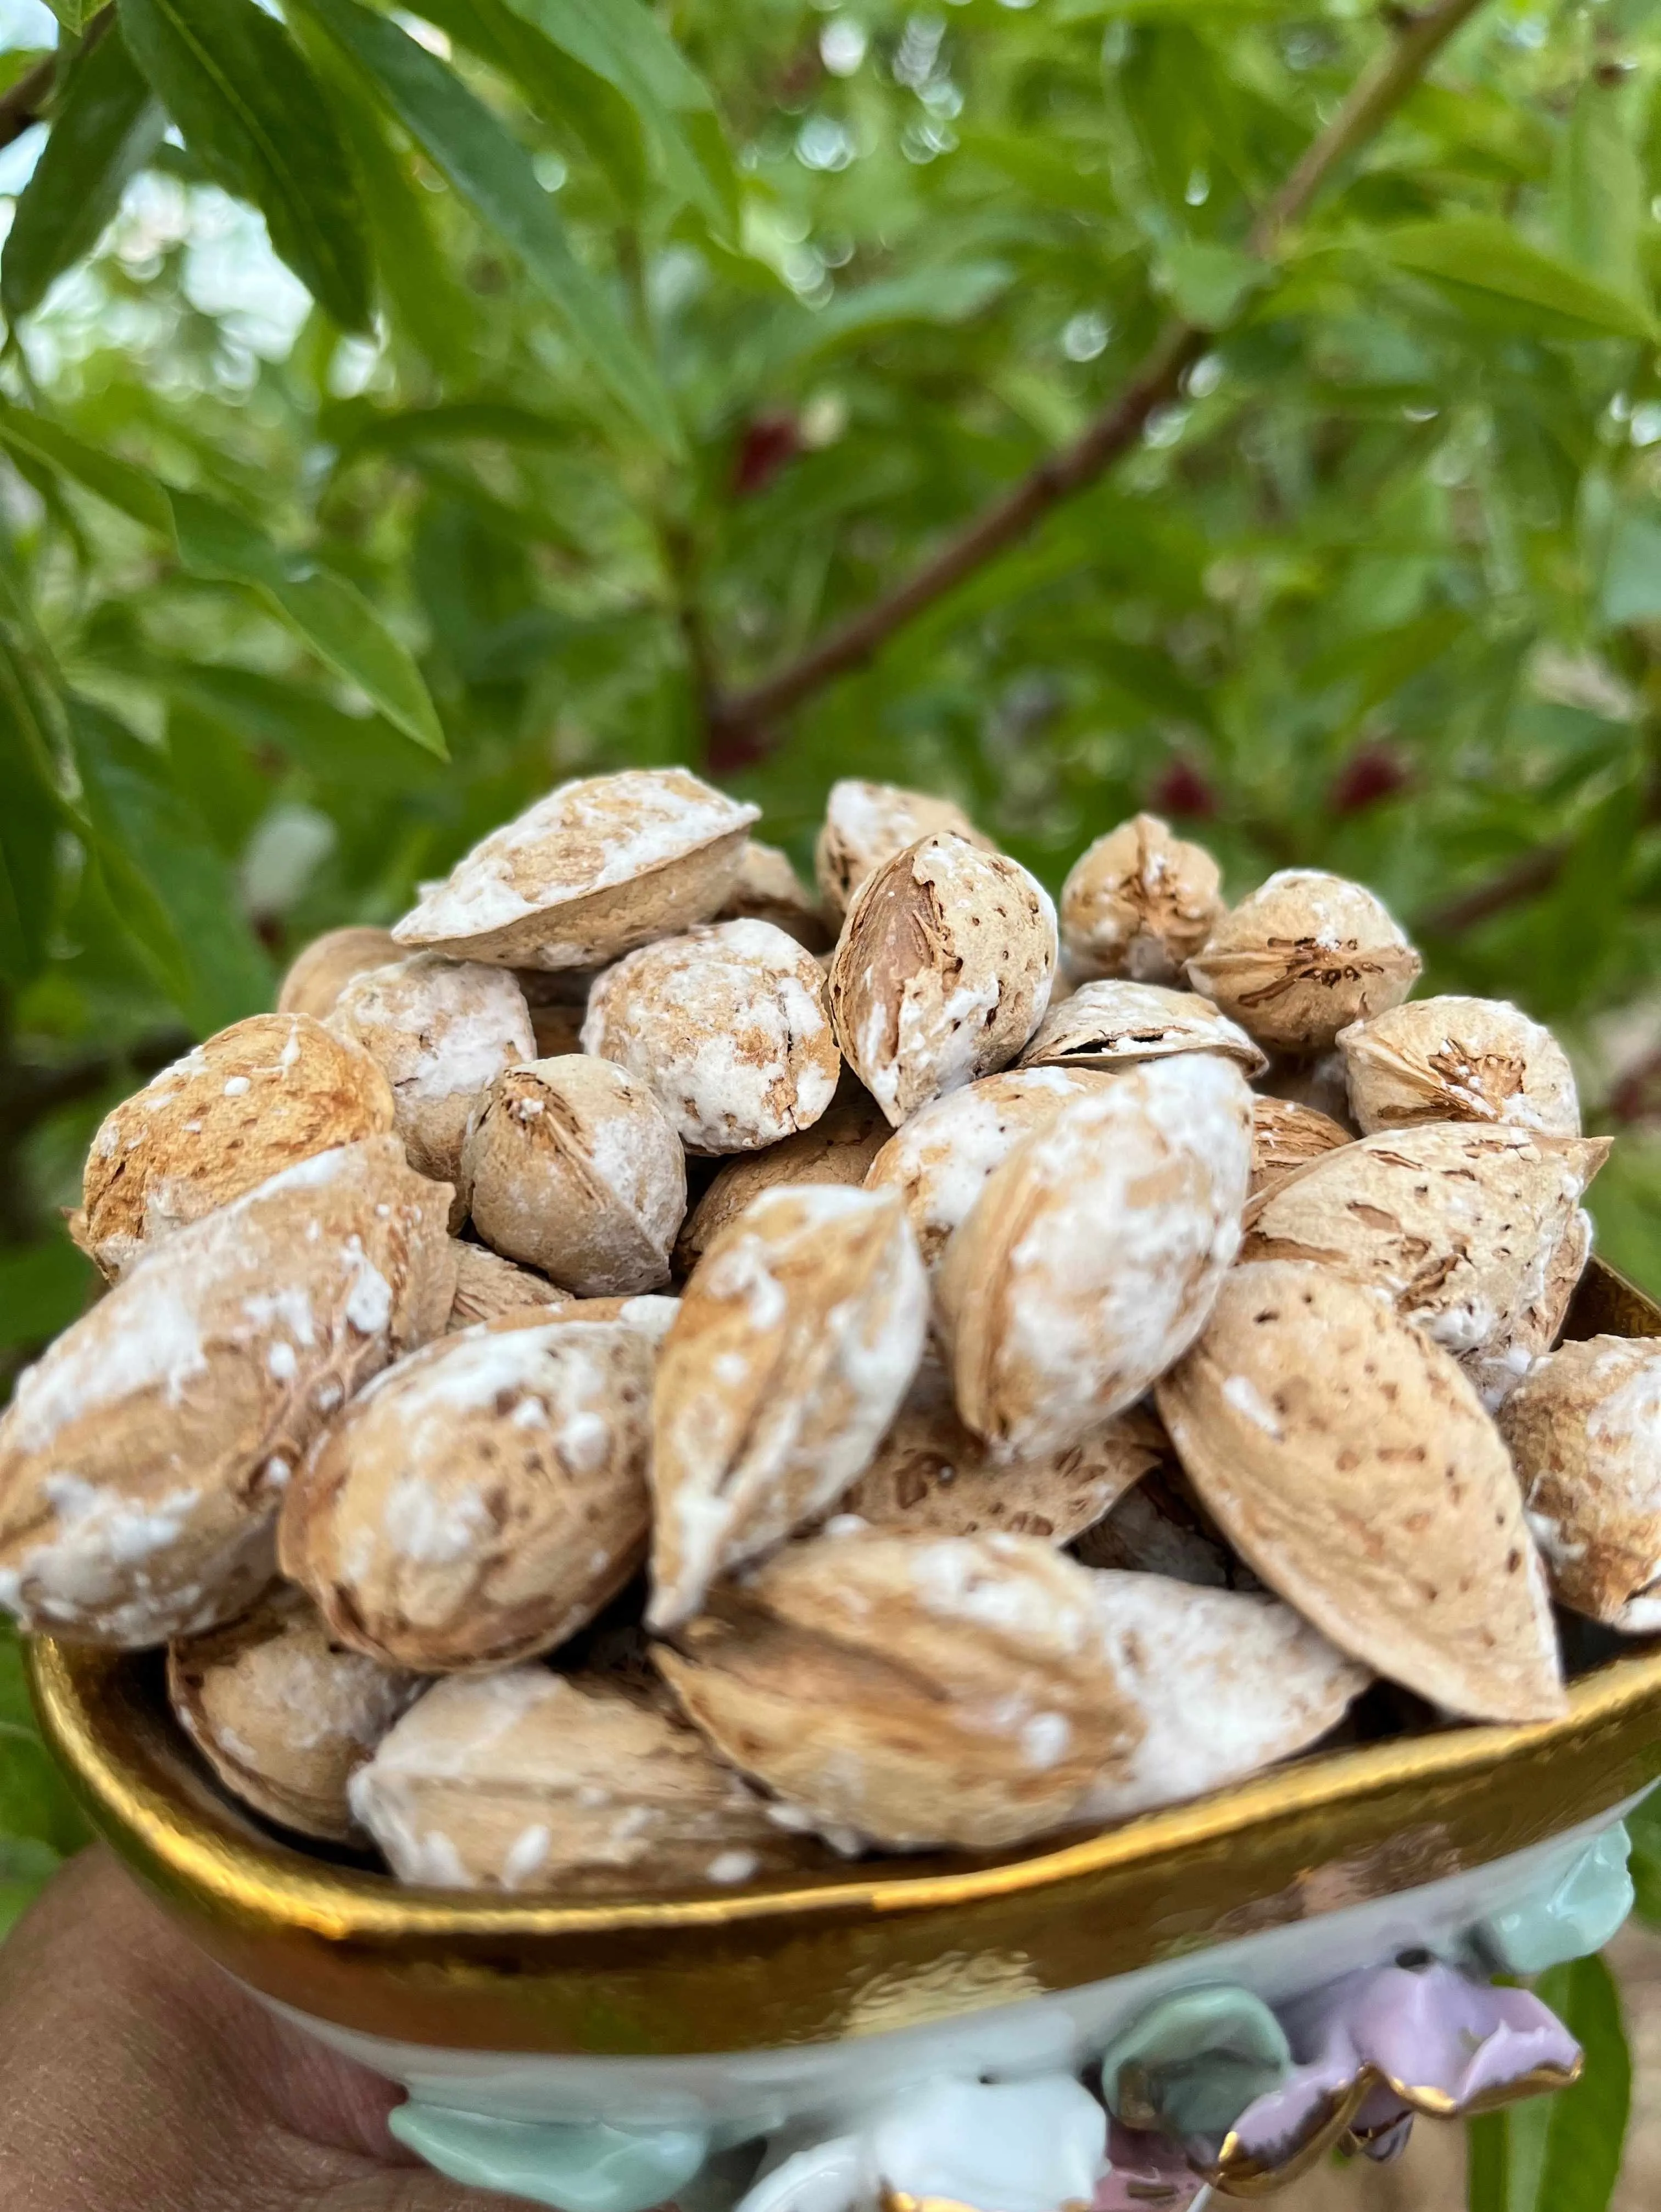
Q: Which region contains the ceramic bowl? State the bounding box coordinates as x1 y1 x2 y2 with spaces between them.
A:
26 1259 1661 2206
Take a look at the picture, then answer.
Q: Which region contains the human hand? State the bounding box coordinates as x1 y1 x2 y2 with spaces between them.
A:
0 1846 525 2212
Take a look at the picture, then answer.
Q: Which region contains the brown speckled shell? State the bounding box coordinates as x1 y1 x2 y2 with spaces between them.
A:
673 1088 885 1278
276 928 401 1020
814 779 994 918
1186 870 1420 1055
1060 815 1224 985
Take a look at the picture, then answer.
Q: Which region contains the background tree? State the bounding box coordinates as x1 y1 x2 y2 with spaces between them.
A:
0 0 1659 2199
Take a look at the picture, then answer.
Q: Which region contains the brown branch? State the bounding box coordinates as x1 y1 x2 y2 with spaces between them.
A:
1420 775 1661 937
0 9 110 153
707 0 1491 769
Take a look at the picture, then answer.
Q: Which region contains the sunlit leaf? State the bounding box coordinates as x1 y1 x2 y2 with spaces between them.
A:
117 0 373 332
1379 218 1658 342
2 22 165 319
1557 71 1648 309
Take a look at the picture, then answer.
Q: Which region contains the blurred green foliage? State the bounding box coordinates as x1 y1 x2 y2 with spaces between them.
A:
0 0 1656 2184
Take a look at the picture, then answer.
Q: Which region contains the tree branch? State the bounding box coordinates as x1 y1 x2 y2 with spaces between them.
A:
0 9 110 153
707 0 1491 769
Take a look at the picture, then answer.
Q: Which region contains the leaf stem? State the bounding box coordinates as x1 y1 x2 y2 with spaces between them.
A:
706 0 1492 768
0 8 112 153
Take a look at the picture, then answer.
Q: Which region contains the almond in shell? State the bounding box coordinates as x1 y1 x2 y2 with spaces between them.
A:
1465 1205 1592 1412
280 1318 654 1672
673 1087 886 1278
1060 814 1225 985
1337 995 1580 1137
1017 980 1267 1079
1498 1335 1661 1632
350 1667 810 1891
657 1531 1365 1851
1186 870 1420 1054
828 835 1058 1127
461 1055 686 1296
392 769 759 970
938 1055 1253 1460
648 1185 927 1629
814 779 994 918
1250 1096 1352 1198
326 954 535 1191
1155 1259 1565 1722
447 1243 566 1330
76 1013 395 1280
1239 1121 1610 1364
0 1138 456 1648
862 1065 1110 1275
276 927 401 1020
583 919 840 1154
834 1355 1157 1544
714 839 833 951
167 1585 423 1842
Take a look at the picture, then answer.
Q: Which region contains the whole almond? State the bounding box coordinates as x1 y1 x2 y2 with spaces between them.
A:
1060 814 1224 985
1239 1121 1610 1363
168 1586 423 1842
835 1355 1156 1544
828 835 1057 1127
863 1065 1109 1275
1186 870 1420 1054
276 927 400 1020
281 1319 653 1672
1017 979 1267 1079
1155 1259 1565 1722
1249 1096 1352 1197
1337 996 1580 1137
658 1531 1364 1850
673 1087 886 1278
815 779 994 918
393 769 759 970
0 1138 456 1648
938 1055 1253 1460
462 1055 686 1296
715 839 833 952
1499 1336 1661 1632
447 1243 566 1330
583 919 840 1154
648 1185 927 1629
77 1014 395 1280
326 954 534 1192
350 1668 810 1892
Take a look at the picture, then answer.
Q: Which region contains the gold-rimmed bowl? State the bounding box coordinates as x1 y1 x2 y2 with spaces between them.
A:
26 1261 1661 2064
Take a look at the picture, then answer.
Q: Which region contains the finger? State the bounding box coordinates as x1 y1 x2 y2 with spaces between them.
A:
310 2178 546 2212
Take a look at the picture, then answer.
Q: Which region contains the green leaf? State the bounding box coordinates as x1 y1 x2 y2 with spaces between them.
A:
1630 1784 1661 1927
3 24 165 320
1601 512 1661 629
293 0 679 451
1466 2110 1510 2212
1378 218 1658 342
767 263 1010 375
1158 238 1267 327
44 0 102 30
69 697 272 1032
0 1238 96 1351
1531 1955 1631 2212
1557 71 1649 308
0 402 446 757
116 0 372 332
300 19 476 377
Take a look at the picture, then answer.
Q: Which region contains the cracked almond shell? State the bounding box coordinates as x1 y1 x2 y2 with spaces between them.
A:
1017 979 1267 1079
280 1318 654 1672
657 1530 1365 1852
1499 1335 1661 1633
814 779 994 918
462 1055 686 1296
1060 814 1225 985
1155 1259 1565 1722
648 1184 927 1629
1337 995 1580 1137
77 1013 397 1279
392 768 759 970
583 918 840 1154
835 1355 1156 1543
167 1585 422 1842
828 835 1058 1127
276 927 401 1020
1250 1096 1352 1198
673 1087 886 1278
447 1243 566 1330
938 1054 1253 1460
0 1137 457 1648
1186 870 1421 1054
326 954 535 1192
350 1666 810 1892
1239 1120 1610 1364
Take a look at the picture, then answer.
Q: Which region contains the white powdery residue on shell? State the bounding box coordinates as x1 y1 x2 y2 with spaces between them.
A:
397 967 533 1102
557 1406 612 1477
1525 1507 1587 1566
242 1287 317 1348
1019 1711 1072 1769
617 1296 679 1341
501 1823 553 1888
714 1352 750 1387
222 1076 250 1097
1222 1374 1283 1440
266 1341 299 1383
907 1538 1088 1655
341 1240 394 1336
703 1235 789 1332
1586 1353 1661 1510
706 1848 760 1885
5 1275 213 1454
386 1472 495 1567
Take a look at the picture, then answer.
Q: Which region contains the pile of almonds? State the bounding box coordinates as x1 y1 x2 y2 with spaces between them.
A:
0 771 1645 1898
